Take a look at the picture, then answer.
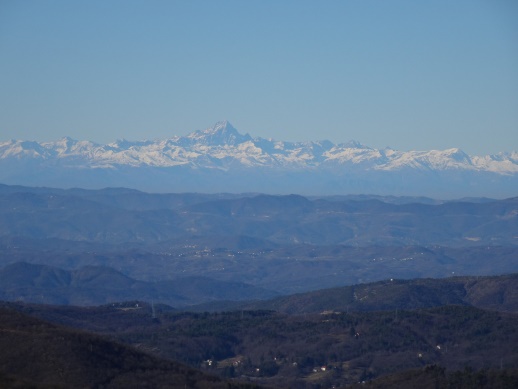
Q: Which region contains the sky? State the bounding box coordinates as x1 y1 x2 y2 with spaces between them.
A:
0 0 517 155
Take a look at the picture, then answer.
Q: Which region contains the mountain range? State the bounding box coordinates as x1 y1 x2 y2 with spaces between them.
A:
1 184 517 293
1 121 517 197
1 184 517 247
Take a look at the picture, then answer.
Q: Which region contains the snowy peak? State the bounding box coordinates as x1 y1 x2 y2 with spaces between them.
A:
187 121 252 146
441 148 471 163
339 140 369 149
47 137 98 155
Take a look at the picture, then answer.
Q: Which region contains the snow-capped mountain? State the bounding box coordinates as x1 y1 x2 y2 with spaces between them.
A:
1 121 517 197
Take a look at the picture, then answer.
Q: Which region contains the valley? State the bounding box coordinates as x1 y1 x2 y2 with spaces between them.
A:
0 184 517 387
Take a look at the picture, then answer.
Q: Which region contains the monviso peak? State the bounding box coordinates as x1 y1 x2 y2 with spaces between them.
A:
189 121 253 146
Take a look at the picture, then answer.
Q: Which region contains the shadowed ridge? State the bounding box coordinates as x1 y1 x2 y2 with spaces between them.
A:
0 305 262 388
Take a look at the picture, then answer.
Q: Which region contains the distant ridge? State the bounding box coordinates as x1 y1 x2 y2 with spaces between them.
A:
0 262 278 307
191 273 518 314
1 121 517 197
1 261 517 315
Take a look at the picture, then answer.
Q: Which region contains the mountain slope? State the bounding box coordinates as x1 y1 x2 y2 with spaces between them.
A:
0 262 278 307
8 301 518 388
0 305 260 388
190 273 518 314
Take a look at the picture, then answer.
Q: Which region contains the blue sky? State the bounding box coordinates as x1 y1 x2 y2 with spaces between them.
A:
1 0 517 154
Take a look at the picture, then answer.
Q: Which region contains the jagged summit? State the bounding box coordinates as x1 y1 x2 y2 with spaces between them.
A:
339 140 369 149
187 121 252 146
443 148 472 163
210 120 235 133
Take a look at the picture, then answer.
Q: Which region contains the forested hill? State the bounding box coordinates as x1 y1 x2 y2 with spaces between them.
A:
0 305 262 389
3 301 517 388
211 273 518 314
1 262 516 313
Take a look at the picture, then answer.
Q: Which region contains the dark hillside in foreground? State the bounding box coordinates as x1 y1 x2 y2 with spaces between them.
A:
0 305 261 389
6 301 518 388
347 365 518 389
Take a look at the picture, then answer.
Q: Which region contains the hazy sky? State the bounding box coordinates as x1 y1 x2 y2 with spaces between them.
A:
1 0 517 154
